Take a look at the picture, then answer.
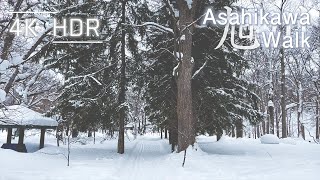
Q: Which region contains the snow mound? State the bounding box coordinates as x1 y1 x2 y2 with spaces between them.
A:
260 134 279 144
280 138 297 145
0 89 6 102
0 60 10 72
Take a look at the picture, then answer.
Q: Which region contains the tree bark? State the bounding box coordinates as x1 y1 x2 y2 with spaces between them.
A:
235 118 243 138
138 118 141 134
1 32 15 60
268 105 275 134
72 129 78 138
280 48 287 138
231 126 235 137
266 118 270 134
300 124 305 140
217 132 222 141
117 0 126 154
256 125 260 138
175 0 198 153
165 128 168 139
279 1 287 138
316 98 319 140
169 118 178 152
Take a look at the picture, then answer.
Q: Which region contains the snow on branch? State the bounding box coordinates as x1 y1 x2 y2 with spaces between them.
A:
163 0 179 18
286 102 297 110
181 13 207 33
23 27 53 62
192 60 207 79
127 22 174 34
87 76 102 86
173 62 180 77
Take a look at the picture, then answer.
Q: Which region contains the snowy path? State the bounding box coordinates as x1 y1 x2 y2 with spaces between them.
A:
117 136 171 180
0 132 319 180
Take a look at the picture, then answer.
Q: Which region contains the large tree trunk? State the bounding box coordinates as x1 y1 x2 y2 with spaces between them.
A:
279 1 287 138
172 0 202 152
176 10 195 153
235 118 243 138
117 0 126 154
266 118 270 134
268 103 275 134
280 48 287 138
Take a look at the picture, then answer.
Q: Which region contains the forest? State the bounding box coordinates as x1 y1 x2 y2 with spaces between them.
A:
0 0 319 179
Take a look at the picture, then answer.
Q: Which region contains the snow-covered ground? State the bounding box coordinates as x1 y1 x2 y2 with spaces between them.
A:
0 131 319 180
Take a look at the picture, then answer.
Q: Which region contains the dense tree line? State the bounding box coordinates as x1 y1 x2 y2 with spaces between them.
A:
1 0 319 155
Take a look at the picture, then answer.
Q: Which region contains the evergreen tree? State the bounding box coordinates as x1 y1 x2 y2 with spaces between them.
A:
145 0 263 149
31 0 151 153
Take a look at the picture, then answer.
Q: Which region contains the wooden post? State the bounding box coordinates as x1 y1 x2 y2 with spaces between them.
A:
40 128 45 149
6 128 12 144
18 128 25 145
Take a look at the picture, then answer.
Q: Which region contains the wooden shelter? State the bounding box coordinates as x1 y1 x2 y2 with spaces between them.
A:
0 105 58 152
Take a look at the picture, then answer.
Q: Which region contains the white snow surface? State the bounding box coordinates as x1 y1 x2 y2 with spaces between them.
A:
0 89 6 102
0 60 10 72
0 132 319 180
0 105 58 127
260 134 280 144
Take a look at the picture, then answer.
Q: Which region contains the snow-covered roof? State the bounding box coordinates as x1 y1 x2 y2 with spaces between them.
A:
0 105 58 128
